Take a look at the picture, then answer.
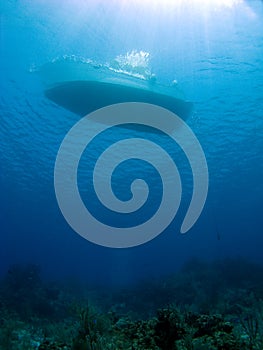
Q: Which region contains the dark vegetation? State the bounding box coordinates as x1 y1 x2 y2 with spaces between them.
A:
0 258 263 349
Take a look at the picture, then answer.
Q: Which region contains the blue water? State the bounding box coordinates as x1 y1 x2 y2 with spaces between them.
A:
1 0 263 286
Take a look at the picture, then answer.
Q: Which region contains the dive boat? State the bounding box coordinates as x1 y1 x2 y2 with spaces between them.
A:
39 58 193 121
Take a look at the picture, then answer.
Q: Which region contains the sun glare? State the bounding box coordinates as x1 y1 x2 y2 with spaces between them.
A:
133 0 243 10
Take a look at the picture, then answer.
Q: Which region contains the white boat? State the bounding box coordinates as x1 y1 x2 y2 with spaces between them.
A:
39 59 193 121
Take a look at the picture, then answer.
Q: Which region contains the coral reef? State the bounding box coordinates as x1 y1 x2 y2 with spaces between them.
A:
0 259 263 349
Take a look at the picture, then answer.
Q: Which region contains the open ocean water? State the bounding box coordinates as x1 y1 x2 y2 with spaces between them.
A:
1 1 263 349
